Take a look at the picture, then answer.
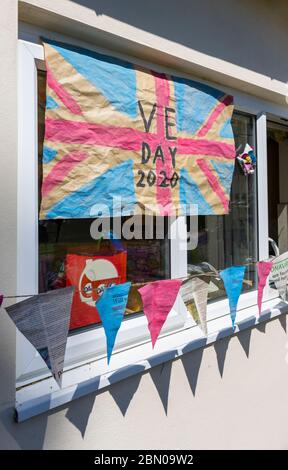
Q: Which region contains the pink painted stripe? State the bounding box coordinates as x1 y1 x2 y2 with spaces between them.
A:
153 72 173 215
45 118 145 151
46 66 82 116
197 95 233 138
177 137 235 159
45 119 235 158
197 158 229 212
42 150 87 197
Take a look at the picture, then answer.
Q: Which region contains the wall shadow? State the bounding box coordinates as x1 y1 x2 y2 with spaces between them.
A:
1 406 48 450
108 365 145 416
181 346 205 396
214 328 232 377
65 379 100 438
69 0 288 83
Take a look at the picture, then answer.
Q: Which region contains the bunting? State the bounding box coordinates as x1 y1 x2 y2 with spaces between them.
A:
257 261 273 315
220 266 246 327
139 279 182 347
96 282 131 363
271 252 288 302
5 287 74 387
180 276 210 335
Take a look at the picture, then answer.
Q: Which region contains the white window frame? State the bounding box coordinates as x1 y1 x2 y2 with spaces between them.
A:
16 36 288 421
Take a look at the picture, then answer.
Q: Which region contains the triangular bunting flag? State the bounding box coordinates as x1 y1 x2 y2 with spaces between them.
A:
96 282 131 364
139 279 182 347
270 252 288 302
180 276 210 335
257 261 273 316
5 286 74 387
220 266 246 327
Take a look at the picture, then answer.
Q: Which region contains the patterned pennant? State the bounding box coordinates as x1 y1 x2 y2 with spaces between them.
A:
270 252 288 302
257 261 273 316
180 276 210 335
96 282 131 363
139 279 182 347
220 266 246 327
5 287 74 387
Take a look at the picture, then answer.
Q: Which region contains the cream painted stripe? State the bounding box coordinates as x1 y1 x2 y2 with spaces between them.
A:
178 155 227 211
135 66 158 134
44 44 144 130
41 148 142 215
205 103 234 141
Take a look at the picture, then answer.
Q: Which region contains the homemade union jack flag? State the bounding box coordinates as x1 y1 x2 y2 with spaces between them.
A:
40 39 236 219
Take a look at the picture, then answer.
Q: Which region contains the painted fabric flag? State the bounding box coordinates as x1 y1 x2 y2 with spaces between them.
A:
180 276 210 335
96 282 131 363
270 252 288 302
139 279 182 347
257 261 273 315
220 266 246 327
5 287 74 387
40 39 235 219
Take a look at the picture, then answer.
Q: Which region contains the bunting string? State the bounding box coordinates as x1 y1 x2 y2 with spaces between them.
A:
1 253 285 387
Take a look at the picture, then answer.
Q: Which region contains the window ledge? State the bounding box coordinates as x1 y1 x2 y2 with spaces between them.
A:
15 296 287 422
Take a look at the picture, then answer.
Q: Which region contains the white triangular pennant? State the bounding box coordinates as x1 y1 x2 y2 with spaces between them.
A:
180 277 209 335
6 287 74 387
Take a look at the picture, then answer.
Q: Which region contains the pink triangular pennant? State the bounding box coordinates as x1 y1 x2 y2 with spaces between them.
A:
139 279 182 347
257 260 273 316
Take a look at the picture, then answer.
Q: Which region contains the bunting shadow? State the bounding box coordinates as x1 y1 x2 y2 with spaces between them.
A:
147 351 177 415
256 309 272 334
108 364 145 416
214 328 233 377
274 301 288 332
181 338 206 396
65 377 100 438
236 316 256 358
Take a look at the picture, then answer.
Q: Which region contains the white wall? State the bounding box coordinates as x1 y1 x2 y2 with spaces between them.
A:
1 0 288 449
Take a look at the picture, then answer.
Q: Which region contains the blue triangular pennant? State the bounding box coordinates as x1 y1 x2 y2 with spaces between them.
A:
220 266 246 327
96 282 131 363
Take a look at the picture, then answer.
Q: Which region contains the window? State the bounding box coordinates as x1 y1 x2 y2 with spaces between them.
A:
187 112 258 302
38 69 170 332
16 37 285 420
267 121 288 257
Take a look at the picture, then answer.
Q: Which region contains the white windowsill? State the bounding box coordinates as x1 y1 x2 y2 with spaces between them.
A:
15 294 287 422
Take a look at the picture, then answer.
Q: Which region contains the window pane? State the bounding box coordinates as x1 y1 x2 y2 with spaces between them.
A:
187 112 257 302
38 70 170 332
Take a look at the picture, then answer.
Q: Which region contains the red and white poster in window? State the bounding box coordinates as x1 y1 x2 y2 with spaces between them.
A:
66 252 127 330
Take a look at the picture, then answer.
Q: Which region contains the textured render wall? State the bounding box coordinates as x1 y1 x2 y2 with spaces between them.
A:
4 320 288 450
18 0 288 103
1 0 288 449
19 0 288 84
0 0 19 451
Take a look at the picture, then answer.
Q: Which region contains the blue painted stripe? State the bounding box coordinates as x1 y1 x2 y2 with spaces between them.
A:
173 77 225 134
46 95 59 110
219 118 233 138
211 160 235 196
44 38 137 118
43 146 58 164
46 159 137 219
180 167 213 215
